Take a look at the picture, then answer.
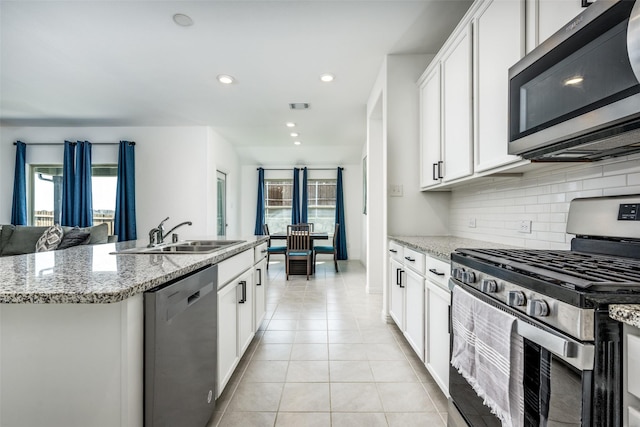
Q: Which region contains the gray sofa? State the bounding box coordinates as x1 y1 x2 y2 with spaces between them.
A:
0 223 115 257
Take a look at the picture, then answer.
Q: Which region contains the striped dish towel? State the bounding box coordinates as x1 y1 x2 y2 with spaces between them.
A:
450 285 524 427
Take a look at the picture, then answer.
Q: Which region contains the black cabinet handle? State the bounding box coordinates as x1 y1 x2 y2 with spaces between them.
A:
389 249 398 253
437 161 444 179
405 256 415 262
396 268 401 286
238 280 247 303
399 270 405 288
432 163 438 181
429 268 445 276
257 268 262 286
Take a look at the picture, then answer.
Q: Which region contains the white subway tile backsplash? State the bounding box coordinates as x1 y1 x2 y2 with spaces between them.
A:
628 173 640 186
566 164 603 181
450 158 639 250
582 175 626 190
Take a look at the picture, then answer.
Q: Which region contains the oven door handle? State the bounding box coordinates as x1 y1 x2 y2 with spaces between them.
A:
516 320 575 358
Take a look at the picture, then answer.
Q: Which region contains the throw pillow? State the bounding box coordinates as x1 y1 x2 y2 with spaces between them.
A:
2 226 49 256
57 228 91 250
35 224 64 252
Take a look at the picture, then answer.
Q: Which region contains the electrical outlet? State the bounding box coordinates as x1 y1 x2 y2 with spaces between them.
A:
389 184 403 197
468 218 476 228
519 220 532 234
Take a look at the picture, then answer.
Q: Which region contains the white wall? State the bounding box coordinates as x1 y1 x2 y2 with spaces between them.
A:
238 164 363 261
0 126 240 242
450 155 640 249
209 128 241 237
386 54 450 237
366 64 386 296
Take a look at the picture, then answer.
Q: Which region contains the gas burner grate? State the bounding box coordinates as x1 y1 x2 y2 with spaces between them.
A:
457 249 640 289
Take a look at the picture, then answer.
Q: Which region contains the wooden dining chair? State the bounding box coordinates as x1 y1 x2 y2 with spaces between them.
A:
286 223 313 280
314 223 339 272
263 224 286 269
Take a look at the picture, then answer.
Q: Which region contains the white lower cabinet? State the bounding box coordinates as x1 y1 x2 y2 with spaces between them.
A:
388 240 452 396
426 280 451 397
217 246 263 398
254 257 267 331
405 268 425 361
236 268 254 357
389 257 405 329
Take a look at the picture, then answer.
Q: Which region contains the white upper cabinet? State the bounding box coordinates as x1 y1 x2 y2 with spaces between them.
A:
528 0 587 52
441 24 474 182
473 0 525 172
419 64 442 189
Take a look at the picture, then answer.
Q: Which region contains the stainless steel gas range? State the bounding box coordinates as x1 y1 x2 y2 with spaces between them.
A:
448 195 640 427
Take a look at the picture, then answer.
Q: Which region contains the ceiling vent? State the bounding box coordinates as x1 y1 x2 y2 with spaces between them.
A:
289 103 310 110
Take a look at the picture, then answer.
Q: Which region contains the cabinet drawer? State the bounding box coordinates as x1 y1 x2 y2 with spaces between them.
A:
218 250 253 288
254 242 268 263
403 247 425 275
388 241 404 262
425 256 450 289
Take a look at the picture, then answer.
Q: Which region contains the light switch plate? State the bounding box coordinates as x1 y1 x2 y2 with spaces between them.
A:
389 184 403 197
468 218 476 228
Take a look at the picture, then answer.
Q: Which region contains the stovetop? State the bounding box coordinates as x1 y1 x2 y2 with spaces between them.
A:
455 248 640 291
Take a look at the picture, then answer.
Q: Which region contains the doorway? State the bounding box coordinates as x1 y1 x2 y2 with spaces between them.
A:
217 171 227 236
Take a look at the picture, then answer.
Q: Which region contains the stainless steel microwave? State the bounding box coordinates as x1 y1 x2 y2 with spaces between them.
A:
508 0 640 161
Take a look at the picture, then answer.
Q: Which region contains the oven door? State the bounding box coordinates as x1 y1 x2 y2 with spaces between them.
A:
448 281 595 427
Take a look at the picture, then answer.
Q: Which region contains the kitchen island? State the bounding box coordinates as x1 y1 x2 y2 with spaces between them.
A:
0 236 266 427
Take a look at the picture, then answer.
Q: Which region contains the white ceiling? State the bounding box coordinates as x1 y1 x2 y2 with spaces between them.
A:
0 0 472 164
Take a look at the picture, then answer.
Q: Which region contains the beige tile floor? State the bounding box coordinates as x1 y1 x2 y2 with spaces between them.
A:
208 259 448 427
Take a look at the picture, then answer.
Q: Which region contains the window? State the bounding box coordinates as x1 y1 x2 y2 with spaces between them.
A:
30 164 118 234
264 179 293 233
307 179 336 233
264 178 336 234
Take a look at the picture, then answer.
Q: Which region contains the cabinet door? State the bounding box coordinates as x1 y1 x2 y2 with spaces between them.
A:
389 258 405 330
236 269 255 357
420 63 443 189
425 281 451 397
404 268 425 361
254 258 267 332
217 281 239 397
442 24 474 182
474 0 525 172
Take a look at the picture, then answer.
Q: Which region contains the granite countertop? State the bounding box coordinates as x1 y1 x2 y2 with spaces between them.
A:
0 236 267 304
388 235 519 262
609 304 640 328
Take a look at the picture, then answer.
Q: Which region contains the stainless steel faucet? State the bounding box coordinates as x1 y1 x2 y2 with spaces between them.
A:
148 217 192 247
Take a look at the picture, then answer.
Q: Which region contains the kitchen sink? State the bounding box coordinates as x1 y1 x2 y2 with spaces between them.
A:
113 240 245 255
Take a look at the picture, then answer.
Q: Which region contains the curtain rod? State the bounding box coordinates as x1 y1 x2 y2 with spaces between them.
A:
13 141 135 146
257 167 344 171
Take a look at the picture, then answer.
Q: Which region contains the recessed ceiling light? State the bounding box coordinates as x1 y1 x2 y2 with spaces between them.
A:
290 132 299 137
294 141 301 145
217 74 235 84
320 73 335 82
286 122 296 128
173 13 194 27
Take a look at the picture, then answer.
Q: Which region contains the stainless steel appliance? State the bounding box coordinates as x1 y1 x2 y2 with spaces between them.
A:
508 0 640 161
144 265 217 427
448 195 640 426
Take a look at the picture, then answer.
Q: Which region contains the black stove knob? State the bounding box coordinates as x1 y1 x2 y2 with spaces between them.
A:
480 279 497 293
526 299 549 317
508 291 526 307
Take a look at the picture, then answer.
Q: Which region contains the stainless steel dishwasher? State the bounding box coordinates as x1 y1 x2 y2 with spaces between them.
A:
144 265 217 427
